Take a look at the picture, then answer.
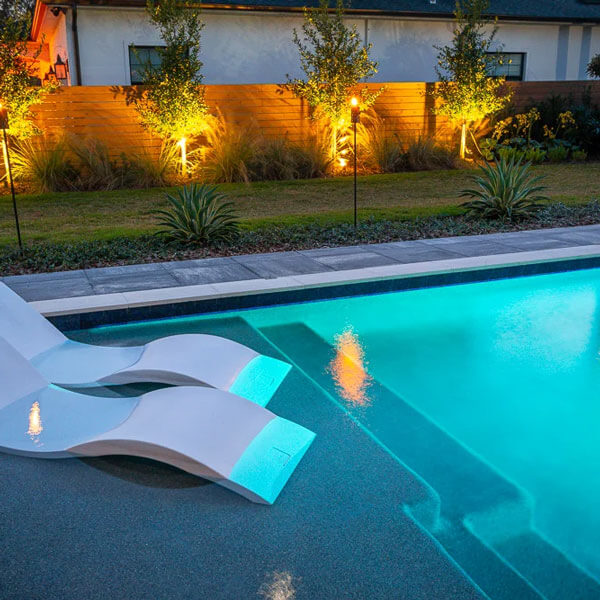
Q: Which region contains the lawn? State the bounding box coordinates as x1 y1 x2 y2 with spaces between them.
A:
0 162 598 246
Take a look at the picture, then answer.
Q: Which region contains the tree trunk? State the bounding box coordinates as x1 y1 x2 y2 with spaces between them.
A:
331 123 338 164
1 135 10 188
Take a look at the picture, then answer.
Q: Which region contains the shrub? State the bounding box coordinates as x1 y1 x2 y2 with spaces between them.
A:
249 136 302 181
460 157 548 221
547 144 569 163
291 133 333 179
200 113 258 183
523 147 547 164
404 136 458 171
68 136 125 191
497 146 524 162
356 112 404 173
10 137 78 192
125 142 179 188
572 149 587 162
527 92 600 155
154 183 240 245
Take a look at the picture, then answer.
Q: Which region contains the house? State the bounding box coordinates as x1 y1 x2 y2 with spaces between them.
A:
30 0 600 86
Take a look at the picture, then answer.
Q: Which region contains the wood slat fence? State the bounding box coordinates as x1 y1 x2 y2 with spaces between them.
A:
31 80 600 159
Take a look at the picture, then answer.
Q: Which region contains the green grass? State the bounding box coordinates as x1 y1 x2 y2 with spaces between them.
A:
1 162 598 246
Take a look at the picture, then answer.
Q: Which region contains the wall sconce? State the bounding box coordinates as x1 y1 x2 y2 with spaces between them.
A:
54 54 69 81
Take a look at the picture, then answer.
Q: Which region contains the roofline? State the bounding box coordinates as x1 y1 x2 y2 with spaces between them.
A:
31 1 48 41
35 0 600 24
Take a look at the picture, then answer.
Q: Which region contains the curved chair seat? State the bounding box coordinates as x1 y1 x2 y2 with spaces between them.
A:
0 338 315 504
0 283 290 406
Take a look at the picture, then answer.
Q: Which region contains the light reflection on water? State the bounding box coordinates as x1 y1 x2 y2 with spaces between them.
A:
259 571 297 600
328 327 372 407
27 401 43 443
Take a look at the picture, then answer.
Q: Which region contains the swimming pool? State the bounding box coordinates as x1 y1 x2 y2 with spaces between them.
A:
70 266 600 599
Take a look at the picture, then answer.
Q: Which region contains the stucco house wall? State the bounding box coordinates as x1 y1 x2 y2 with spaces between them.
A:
39 6 600 86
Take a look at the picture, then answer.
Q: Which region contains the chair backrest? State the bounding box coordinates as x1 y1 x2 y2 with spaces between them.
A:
0 336 48 410
0 283 66 359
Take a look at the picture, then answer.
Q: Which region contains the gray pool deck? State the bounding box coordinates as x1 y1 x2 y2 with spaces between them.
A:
4 224 600 315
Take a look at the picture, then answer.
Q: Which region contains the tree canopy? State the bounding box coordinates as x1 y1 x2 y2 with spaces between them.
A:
285 0 380 125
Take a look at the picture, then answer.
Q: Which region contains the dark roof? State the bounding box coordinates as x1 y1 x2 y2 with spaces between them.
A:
40 0 600 23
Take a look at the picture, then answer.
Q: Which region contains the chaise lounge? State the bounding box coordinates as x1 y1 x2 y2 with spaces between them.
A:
0 282 290 406
0 337 315 504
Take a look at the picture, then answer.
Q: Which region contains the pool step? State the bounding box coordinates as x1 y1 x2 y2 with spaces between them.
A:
466 503 600 600
259 322 600 600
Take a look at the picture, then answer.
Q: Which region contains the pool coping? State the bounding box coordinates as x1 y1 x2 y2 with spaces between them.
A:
31 242 600 330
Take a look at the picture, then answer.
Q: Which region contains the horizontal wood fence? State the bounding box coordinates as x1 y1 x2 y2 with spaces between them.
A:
32 81 600 159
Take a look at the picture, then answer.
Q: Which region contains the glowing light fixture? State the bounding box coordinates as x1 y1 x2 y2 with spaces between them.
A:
54 54 69 82
177 137 187 176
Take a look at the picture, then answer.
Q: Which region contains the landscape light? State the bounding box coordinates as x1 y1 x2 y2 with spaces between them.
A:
0 104 23 254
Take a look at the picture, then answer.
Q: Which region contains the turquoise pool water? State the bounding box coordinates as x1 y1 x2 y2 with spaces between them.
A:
75 267 600 597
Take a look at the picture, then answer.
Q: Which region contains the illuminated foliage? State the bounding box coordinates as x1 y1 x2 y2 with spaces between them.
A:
0 8 53 139
432 0 511 157
132 0 208 144
587 54 600 79
285 0 381 161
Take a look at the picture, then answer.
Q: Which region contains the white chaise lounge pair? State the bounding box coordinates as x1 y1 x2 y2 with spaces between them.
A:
0 282 315 504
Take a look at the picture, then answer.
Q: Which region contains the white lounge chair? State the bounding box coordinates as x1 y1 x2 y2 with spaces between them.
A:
0 337 315 504
0 282 290 406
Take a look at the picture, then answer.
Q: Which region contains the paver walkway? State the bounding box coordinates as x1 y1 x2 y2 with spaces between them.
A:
4 224 600 302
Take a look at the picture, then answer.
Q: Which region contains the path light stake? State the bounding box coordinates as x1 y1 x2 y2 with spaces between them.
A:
350 97 360 229
0 105 23 254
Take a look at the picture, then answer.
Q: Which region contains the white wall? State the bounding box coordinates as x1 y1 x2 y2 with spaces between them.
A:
74 7 600 86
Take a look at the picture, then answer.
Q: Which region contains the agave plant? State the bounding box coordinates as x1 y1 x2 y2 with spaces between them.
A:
154 183 240 245
460 157 549 221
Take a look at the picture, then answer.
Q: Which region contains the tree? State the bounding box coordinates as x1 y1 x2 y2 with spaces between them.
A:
432 0 511 159
285 0 381 163
587 54 600 79
0 6 53 185
0 0 34 26
131 0 208 175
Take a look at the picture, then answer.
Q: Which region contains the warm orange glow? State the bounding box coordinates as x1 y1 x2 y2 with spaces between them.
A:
329 327 372 406
338 157 348 168
27 401 43 440
177 137 187 176
350 97 359 107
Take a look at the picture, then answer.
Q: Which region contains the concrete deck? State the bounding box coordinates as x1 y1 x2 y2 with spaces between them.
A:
3 225 600 317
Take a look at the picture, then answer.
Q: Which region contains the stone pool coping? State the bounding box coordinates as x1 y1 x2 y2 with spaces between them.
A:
4 224 600 326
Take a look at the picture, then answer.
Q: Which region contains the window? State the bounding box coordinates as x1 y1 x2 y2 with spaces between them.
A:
487 52 525 81
129 46 164 84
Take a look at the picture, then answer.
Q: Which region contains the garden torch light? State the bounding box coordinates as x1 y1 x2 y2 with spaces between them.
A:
350 97 360 229
0 104 22 254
